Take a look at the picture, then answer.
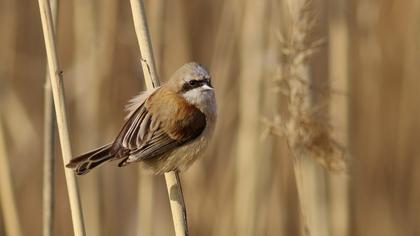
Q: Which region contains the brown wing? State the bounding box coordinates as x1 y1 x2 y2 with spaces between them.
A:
111 88 206 165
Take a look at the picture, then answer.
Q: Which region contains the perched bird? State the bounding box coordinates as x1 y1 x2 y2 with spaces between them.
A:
66 62 217 175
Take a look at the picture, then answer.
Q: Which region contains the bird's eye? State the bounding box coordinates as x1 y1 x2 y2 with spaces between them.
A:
188 80 198 86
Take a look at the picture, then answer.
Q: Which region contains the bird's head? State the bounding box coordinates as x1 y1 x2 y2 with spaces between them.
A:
166 62 216 115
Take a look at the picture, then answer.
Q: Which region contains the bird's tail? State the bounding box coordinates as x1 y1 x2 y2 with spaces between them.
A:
66 143 114 175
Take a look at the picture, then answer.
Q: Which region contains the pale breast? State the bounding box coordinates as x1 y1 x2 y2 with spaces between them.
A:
142 119 214 174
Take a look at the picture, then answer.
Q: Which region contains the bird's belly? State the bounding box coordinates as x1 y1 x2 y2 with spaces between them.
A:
142 134 209 174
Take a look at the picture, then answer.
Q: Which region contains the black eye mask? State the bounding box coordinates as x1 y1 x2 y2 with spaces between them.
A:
181 79 212 93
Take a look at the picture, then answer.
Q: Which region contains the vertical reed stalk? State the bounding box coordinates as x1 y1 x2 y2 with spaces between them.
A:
95 0 119 234
43 83 56 236
0 117 22 236
0 0 36 150
73 0 101 235
0 0 16 79
137 2 167 235
158 0 190 80
0 0 21 235
328 0 350 235
138 173 154 236
236 0 267 235
42 0 58 235
292 156 328 236
399 3 420 231
208 2 242 235
259 1 284 234
129 0 189 235
148 0 166 71
37 0 86 235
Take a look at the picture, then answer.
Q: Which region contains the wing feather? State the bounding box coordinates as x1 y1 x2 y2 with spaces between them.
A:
111 88 206 165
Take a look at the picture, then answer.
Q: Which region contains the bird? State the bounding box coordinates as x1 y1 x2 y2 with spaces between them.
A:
66 62 217 175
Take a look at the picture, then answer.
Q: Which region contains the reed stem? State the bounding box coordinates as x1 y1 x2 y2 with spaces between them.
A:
42 0 57 235
0 0 22 235
328 0 350 235
129 0 189 235
37 0 86 234
0 117 22 236
43 81 56 236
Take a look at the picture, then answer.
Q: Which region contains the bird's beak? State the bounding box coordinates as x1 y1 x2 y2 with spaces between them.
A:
201 84 213 91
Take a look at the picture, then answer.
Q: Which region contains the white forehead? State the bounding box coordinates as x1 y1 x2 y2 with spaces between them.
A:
194 64 210 78
183 63 210 80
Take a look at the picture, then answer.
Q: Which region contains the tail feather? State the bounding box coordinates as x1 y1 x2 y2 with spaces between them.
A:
66 143 114 175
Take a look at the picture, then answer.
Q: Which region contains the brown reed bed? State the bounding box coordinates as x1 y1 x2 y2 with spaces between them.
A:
3 0 420 235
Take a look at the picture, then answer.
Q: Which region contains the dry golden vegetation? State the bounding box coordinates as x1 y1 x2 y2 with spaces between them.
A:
0 0 420 235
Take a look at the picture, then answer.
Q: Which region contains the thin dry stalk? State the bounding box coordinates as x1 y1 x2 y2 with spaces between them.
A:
257 1 285 234
2 92 37 148
138 173 154 236
209 2 241 235
158 0 190 80
136 2 167 235
148 0 166 71
0 117 22 236
73 1 102 235
0 0 17 76
236 0 267 235
42 0 57 236
1 0 36 152
328 0 350 235
129 0 189 235
43 82 56 236
37 0 86 235
0 0 22 235
129 0 159 88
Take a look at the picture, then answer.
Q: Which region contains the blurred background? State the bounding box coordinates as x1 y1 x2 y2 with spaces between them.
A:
1 0 420 235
